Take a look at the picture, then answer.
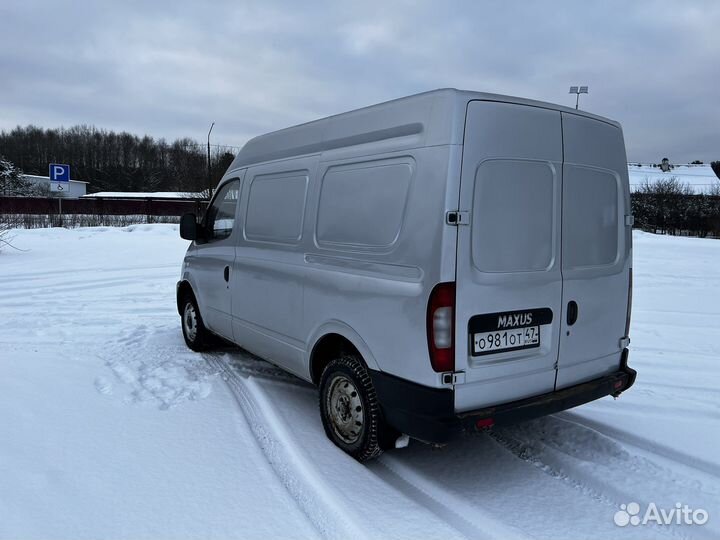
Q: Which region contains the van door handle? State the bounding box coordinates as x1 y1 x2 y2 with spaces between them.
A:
567 301 578 326
223 266 230 282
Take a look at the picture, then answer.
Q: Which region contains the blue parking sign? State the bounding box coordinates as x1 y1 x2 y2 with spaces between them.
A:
50 163 70 182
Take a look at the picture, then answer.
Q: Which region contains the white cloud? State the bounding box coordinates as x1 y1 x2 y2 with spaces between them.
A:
341 21 395 55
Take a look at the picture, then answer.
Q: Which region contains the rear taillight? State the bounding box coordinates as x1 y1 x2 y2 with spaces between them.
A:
625 268 633 338
427 282 455 372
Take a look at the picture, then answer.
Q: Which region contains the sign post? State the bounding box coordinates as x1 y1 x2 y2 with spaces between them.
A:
49 163 70 224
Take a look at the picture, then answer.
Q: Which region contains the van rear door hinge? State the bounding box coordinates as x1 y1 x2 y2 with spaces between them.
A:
446 211 470 226
625 214 635 227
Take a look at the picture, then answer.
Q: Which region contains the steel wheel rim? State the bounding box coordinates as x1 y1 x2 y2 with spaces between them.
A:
183 302 198 342
326 374 364 444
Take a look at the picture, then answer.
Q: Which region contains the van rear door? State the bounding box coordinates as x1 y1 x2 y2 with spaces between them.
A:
453 101 564 412
555 113 631 389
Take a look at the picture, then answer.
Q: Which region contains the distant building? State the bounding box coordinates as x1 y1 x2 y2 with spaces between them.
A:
23 174 88 197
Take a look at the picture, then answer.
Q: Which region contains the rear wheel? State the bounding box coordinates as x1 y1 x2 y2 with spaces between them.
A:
180 293 214 351
319 354 394 462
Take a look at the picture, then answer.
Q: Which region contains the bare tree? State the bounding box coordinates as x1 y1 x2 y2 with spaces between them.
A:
712 162 720 182
0 125 236 194
0 218 21 253
709 180 720 197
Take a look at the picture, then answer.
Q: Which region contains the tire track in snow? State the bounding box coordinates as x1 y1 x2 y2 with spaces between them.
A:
202 352 706 540
585 398 720 421
215 350 528 540
488 428 618 503
207 356 369 540
489 419 719 540
0 270 177 301
211 354 474 540
372 456 532 540
557 412 720 480
640 380 720 396
486 431 683 540
1 278 142 300
0 263 179 282
219 348 311 388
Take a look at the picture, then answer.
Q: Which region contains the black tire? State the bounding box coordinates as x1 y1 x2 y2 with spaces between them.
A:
319 354 394 462
179 292 214 351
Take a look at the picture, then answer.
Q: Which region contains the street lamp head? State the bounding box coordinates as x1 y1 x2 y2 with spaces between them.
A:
569 85 588 110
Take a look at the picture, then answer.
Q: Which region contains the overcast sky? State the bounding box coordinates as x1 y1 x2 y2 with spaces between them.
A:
1 0 718 162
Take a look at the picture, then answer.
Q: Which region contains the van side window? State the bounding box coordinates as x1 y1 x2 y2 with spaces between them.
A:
316 159 413 249
205 179 240 241
245 171 308 243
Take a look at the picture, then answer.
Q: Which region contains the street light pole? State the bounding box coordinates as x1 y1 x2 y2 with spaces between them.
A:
207 121 215 198
568 86 589 110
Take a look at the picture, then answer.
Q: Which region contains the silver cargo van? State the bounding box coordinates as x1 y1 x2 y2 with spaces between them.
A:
177 89 636 461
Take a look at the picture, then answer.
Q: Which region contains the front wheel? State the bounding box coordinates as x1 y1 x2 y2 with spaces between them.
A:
180 293 214 351
319 354 394 462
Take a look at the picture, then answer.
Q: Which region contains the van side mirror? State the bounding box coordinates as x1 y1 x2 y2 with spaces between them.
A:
180 213 199 240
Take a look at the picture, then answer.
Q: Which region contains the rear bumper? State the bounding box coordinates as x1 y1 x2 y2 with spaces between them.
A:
369 348 636 445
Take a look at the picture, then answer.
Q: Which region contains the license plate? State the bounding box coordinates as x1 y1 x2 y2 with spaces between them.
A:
473 326 540 355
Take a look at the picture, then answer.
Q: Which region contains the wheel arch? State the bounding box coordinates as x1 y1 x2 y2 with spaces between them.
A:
176 279 197 315
307 322 381 385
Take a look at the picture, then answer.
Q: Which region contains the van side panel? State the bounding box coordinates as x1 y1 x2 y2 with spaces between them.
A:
302 144 458 388
230 156 318 380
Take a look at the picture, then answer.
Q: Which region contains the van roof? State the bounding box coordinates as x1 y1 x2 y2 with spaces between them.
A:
229 88 621 170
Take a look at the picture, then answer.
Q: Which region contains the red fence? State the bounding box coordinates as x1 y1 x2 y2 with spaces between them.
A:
0 196 209 228
0 196 207 216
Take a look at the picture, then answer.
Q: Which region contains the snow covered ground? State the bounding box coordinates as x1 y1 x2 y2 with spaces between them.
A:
0 225 718 540
628 163 719 193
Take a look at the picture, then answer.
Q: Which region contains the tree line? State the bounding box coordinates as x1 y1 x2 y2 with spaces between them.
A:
0 125 237 194
632 178 720 237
